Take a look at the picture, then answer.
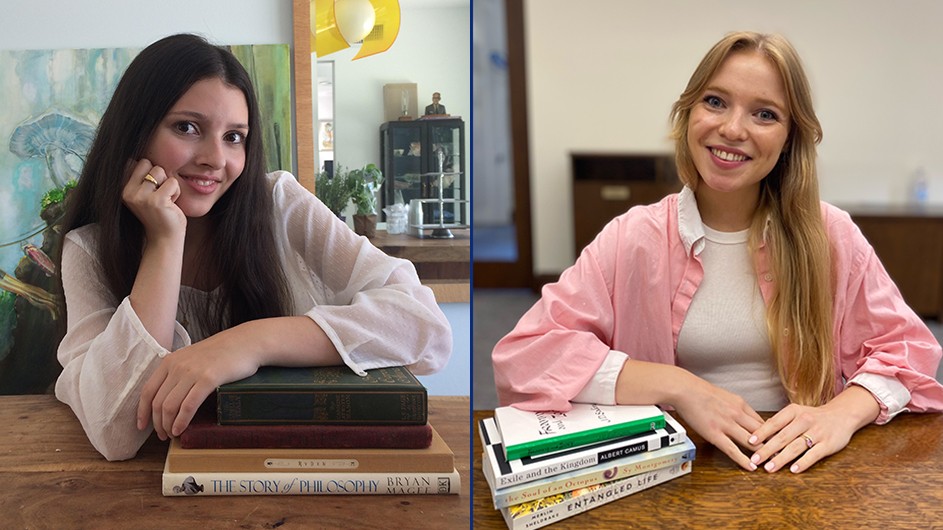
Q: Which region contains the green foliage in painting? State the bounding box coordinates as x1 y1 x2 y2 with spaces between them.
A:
229 44 293 174
40 180 76 210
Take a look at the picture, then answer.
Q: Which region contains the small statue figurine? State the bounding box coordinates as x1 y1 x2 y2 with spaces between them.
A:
424 92 447 116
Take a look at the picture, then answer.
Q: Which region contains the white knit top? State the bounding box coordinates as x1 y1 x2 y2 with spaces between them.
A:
675 224 788 411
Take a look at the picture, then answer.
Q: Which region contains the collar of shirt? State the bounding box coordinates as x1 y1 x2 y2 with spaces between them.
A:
677 185 772 258
677 186 706 257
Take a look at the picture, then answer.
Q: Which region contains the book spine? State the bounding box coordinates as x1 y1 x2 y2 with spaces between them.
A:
481 416 684 488
504 416 666 461
217 390 427 425
491 443 696 508
501 462 691 530
179 423 433 450
168 451 454 474
162 468 460 496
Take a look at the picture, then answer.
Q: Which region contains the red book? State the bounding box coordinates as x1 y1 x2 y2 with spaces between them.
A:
179 397 432 450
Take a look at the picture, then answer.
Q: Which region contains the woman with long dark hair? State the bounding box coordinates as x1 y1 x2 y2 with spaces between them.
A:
56 34 451 461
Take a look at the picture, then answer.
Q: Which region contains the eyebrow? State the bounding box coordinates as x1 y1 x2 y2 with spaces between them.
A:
166 110 249 130
703 85 787 114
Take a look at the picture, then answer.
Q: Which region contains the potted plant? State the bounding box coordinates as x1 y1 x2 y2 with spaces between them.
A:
315 165 357 220
350 163 384 237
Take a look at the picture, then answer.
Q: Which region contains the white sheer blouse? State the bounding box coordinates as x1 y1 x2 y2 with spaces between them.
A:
55 171 452 460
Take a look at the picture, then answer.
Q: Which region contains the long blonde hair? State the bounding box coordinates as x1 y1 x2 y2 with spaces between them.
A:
669 32 834 406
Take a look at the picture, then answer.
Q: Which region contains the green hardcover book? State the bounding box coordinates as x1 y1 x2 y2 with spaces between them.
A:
494 404 665 461
217 366 427 425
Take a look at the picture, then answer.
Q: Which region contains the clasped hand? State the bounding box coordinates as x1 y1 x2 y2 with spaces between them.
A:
676 381 861 474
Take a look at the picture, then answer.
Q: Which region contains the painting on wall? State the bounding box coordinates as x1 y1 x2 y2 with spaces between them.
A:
0 43 293 394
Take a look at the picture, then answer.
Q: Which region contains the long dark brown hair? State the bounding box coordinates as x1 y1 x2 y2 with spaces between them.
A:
60 33 291 335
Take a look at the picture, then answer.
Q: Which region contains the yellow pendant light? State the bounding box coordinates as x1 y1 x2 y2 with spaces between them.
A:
311 0 401 60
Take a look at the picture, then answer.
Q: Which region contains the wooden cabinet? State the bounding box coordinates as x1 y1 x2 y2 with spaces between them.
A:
571 153 681 257
844 205 943 320
379 119 467 229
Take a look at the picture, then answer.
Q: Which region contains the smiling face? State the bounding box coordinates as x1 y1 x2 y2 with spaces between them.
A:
143 77 249 218
686 51 790 202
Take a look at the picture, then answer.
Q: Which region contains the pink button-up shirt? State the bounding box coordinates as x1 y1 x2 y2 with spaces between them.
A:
492 188 943 423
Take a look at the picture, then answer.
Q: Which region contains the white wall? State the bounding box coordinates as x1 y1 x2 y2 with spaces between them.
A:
0 0 470 396
0 1 292 49
523 0 943 274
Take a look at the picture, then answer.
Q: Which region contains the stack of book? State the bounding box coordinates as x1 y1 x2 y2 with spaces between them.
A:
162 365 460 496
479 403 695 529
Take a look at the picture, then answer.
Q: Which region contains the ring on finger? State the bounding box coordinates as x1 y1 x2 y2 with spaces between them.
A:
802 434 815 450
143 173 160 188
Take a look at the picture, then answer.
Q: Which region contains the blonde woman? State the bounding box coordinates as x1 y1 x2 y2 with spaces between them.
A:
492 31 943 474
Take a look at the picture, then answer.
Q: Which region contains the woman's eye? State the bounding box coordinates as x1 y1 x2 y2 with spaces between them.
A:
703 95 723 108
174 121 198 135
757 109 779 121
226 131 246 144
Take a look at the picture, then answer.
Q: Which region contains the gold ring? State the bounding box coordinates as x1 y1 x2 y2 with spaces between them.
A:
803 434 815 449
143 173 159 188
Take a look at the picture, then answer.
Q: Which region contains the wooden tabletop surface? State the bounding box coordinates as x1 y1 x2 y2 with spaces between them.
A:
368 230 470 262
0 395 469 529
369 230 470 302
473 409 943 529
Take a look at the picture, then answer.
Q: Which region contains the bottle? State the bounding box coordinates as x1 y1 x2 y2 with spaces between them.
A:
911 167 929 206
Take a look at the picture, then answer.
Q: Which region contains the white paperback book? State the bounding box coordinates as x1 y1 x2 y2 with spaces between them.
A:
493 403 665 461
479 412 686 489
483 435 696 509
499 461 693 530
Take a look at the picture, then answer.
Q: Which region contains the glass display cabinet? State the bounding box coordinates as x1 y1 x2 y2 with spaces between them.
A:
380 118 467 238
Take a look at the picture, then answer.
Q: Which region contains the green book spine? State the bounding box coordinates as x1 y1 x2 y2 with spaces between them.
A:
217 366 427 425
504 416 666 461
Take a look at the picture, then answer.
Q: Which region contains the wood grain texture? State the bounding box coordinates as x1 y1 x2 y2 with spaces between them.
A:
369 230 470 300
369 231 470 264
0 395 469 529
473 409 943 529
847 210 943 320
292 0 315 192
425 281 470 304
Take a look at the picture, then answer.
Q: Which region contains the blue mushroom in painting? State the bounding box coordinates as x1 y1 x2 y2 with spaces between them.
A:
9 112 95 187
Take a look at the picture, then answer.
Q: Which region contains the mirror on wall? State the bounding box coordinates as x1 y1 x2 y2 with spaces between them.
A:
316 60 334 176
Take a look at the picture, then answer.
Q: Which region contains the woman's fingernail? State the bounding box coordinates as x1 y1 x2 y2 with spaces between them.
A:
751 454 761 464
749 462 757 471
790 464 799 473
748 435 758 445
764 461 775 472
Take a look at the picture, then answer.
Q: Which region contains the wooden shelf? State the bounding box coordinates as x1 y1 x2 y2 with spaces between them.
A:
424 280 470 304
369 230 469 302
841 203 943 320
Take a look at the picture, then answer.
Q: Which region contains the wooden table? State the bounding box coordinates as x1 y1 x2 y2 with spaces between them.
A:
369 230 469 275
0 395 469 529
473 410 943 528
369 230 470 304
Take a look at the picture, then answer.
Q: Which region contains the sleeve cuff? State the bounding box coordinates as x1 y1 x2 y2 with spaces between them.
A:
303 311 368 376
849 372 911 424
571 350 629 405
118 297 192 358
